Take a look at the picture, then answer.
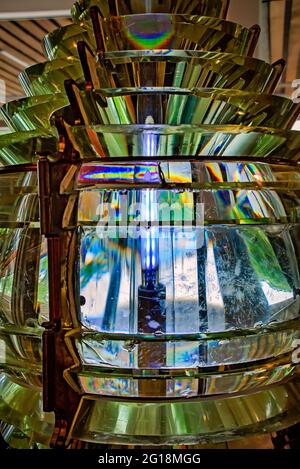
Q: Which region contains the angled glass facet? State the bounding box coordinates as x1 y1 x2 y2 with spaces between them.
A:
0 374 53 446
67 124 300 161
0 131 58 165
93 14 259 55
66 86 300 129
76 166 300 326
0 166 48 328
20 42 283 96
0 330 42 388
19 58 82 97
72 0 230 20
0 94 68 131
0 166 48 390
43 24 95 61
44 16 259 60
69 382 300 445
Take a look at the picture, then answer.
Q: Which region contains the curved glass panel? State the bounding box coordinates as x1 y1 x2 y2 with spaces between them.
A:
67 87 299 129
61 157 300 403
0 330 42 388
67 124 300 161
44 16 258 60
43 24 95 61
68 84 300 129
1 0 300 449
76 160 300 190
75 359 297 397
0 167 48 328
0 166 47 390
74 325 299 369
78 185 300 336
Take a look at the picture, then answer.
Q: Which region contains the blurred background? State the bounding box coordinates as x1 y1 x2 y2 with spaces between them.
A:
0 0 300 129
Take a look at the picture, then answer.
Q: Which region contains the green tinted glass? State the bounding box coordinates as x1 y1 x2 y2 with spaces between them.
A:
67 124 300 161
19 58 82 96
65 86 300 129
0 131 57 165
